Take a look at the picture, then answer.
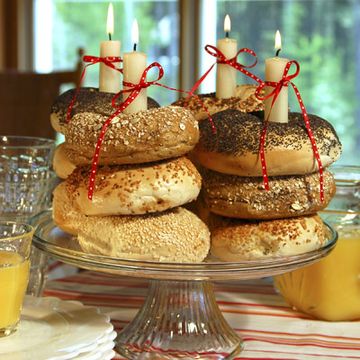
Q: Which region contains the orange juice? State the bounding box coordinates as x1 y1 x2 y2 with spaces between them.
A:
0 251 30 331
274 227 360 321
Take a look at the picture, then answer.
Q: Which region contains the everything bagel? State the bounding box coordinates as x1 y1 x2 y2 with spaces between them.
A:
194 110 342 176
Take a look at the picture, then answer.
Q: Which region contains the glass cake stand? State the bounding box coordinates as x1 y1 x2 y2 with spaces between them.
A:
31 211 337 360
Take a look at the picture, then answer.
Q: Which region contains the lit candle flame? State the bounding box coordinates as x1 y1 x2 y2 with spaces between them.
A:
224 14 231 33
106 3 114 36
275 30 282 51
132 19 139 47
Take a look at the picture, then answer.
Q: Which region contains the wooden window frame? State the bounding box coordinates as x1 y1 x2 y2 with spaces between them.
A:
0 0 33 71
179 0 200 92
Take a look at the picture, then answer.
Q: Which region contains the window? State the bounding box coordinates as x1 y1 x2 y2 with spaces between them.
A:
34 0 179 104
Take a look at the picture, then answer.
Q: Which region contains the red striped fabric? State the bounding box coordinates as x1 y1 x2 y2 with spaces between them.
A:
43 270 360 360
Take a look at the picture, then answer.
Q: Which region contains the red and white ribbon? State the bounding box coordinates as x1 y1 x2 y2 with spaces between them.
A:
87 62 162 199
255 60 324 201
187 44 262 97
66 55 122 123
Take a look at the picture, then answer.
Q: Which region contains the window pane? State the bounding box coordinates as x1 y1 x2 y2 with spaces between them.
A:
200 0 359 165
34 0 179 104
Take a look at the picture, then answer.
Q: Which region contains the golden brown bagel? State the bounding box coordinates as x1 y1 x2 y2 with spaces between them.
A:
77 207 210 262
201 168 335 219
65 157 202 216
65 106 199 166
209 213 328 261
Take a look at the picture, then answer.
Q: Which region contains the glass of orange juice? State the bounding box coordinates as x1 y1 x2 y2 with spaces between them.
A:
274 166 360 321
0 222 34 337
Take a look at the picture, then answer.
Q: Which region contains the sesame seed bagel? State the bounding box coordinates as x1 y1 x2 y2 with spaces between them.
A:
77 207 210 262
201 168 335 220
209 213 327 261
64 106 199 166
65 157 201 216
52 183 210 262
173 84 264 121
53 143 76 179
51 87 160 133
194 110 342 177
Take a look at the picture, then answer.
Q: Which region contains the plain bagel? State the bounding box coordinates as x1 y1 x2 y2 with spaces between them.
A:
65 157 202 216
201 168 335 219
194 110 342 176
50 87 160 133
209 213 328 261
173 84 264 121
65 106 199 166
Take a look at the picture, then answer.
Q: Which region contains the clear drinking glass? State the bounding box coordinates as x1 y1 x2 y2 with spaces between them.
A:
0 136 55 221
0 222 34 337
0 136 55 296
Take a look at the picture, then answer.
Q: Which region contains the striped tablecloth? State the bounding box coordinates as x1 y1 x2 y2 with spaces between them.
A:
44 270 360 359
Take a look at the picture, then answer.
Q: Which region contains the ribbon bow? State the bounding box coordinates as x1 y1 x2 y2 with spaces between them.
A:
110 62 163 109
66 55 122 123
254 59 299 111
206 44 258 69
82 55 123 70
187 45 262 97
255 60 324 202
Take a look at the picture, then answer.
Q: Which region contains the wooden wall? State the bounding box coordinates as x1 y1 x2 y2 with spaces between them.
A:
0 0 33 71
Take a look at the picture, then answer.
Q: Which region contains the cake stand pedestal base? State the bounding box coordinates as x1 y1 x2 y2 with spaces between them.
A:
116 280 242 360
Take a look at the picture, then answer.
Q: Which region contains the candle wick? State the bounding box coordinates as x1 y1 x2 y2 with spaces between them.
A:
275 48 281 57
133 43 137 51
225 31 229 38
108 33 112 41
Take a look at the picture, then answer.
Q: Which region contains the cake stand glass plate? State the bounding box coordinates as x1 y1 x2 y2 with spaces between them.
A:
0 296 114 360
31 211 337 360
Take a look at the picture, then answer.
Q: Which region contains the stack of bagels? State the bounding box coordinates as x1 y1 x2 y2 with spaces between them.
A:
190 109 342 261
51 87 211 262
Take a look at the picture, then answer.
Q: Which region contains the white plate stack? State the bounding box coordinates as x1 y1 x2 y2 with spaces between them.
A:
0 296 117 360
